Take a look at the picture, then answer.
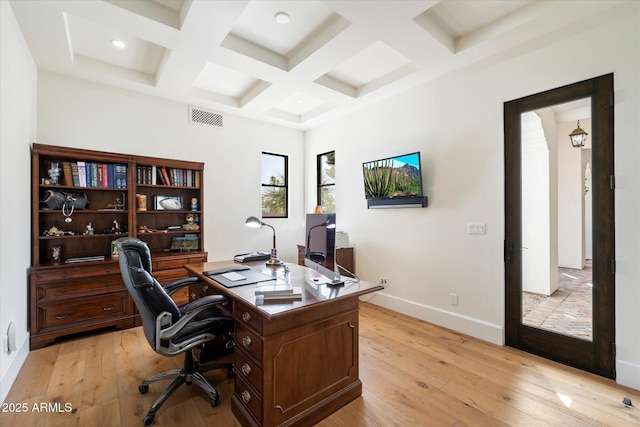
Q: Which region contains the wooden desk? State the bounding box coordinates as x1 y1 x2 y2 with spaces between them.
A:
185 261 383 427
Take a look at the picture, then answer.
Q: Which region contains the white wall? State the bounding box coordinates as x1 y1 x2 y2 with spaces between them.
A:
304 6 640 389
36 72 305 265
0 1 37 403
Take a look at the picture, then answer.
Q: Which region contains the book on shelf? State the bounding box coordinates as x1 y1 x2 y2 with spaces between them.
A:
62 162 73 186
77 161 87 187
64 255 106 263
160 167 171 186
71 163 80 186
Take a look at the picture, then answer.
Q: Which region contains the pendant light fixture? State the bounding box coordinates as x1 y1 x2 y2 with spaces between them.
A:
569 120 588 148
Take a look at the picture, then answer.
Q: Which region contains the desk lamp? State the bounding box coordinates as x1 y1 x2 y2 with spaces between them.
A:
245 216 283 266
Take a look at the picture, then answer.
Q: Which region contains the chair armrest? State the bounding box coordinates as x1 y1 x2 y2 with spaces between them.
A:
164 276 200 296
158 295 230 341
180 294 227 312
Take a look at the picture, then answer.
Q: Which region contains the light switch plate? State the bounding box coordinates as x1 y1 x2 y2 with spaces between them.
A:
467 222 486 235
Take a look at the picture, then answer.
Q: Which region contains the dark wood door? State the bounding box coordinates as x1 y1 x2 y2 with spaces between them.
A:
504 74 615 378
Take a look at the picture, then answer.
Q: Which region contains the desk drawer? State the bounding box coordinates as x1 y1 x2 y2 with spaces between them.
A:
235 322 262 364
39 293 129 329
235 348 262 394
235 375 262 422
234 301 263 335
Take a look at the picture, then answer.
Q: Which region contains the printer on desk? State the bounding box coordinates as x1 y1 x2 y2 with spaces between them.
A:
234 251 271 263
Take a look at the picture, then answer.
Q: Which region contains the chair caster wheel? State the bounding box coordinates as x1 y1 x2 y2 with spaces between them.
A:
211 395 220 408
139 384 149 394
143 414 155 425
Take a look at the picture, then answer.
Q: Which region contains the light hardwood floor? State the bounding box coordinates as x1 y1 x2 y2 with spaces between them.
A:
2 302 639 426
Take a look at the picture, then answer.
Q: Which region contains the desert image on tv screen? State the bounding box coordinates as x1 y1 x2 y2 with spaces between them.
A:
363 152 422 199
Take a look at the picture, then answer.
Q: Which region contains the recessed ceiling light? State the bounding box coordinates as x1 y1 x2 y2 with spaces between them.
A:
296 99 304 104
110 39 126 49
274 11 290 24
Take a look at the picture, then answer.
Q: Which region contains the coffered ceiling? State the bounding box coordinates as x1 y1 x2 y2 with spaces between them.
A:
9 0 625 130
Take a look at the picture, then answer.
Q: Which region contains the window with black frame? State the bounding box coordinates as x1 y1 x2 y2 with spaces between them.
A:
261 152 288 218
317 151 335 213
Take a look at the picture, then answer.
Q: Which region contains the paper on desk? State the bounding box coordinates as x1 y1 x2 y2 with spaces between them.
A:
221 272 246 282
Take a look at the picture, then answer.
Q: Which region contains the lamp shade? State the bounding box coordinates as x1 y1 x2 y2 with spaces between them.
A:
569 120 588 148
245 216 263 228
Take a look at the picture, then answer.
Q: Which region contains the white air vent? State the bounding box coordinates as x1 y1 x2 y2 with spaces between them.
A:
189 106 223 127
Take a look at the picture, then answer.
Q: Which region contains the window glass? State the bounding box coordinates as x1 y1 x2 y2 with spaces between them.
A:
317 151 335 212
262 152 288 217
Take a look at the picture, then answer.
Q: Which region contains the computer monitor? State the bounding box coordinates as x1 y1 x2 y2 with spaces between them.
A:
304 213 343 286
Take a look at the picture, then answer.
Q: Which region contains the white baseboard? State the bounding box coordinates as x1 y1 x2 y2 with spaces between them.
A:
362 292 504 345
0 333 29 404
616 359 640 390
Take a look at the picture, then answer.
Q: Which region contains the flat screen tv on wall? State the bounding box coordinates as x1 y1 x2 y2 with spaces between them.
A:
362 152 428 208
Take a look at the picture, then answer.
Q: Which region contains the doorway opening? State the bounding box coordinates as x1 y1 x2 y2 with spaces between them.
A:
519 100 593 342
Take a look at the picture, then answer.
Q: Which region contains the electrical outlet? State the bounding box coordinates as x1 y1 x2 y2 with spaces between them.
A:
380 277 388 286
450 293 458 305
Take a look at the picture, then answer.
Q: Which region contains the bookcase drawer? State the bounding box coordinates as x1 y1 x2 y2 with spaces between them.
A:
152 254 207 271
39 293 130 329
34 263 119 282
37 275 124 302
153 267 188 284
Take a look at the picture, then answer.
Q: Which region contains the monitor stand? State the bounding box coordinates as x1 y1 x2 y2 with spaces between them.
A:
305 270 344 287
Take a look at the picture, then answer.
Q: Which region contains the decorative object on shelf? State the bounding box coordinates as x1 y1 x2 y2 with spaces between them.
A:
154 195 183 210
136 193 147 211
170 235 199 251
41 190 89 210
110 240 119 258
137 225 167 233
47 162 61 185
183 213 200 231
44 223 75 236
102 193 126 211
245 216 283 265
191 197 198 211
110 219 122 234
569 120 588 147
83 222 94 235
50 245 62 262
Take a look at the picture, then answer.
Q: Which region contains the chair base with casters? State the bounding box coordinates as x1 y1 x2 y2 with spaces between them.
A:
139 348 234 426
115 237 235 426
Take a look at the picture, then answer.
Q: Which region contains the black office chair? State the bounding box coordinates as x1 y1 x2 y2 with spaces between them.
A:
115 237 234 426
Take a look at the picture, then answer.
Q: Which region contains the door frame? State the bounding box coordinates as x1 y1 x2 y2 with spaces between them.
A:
504 74 615 378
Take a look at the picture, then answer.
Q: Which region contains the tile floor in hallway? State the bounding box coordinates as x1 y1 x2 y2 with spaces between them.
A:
523 261 593 341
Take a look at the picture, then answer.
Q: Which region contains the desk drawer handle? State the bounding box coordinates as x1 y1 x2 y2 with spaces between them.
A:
103 305 115 311
242 336 252 348
190 292 197 300
242 390 251 404
242 312 251 323
106 267 111 273
241 363 251 376
202 284 209 293
55 312 71 320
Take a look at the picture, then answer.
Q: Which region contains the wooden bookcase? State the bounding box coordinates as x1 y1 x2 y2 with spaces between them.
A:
29 144 207 349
